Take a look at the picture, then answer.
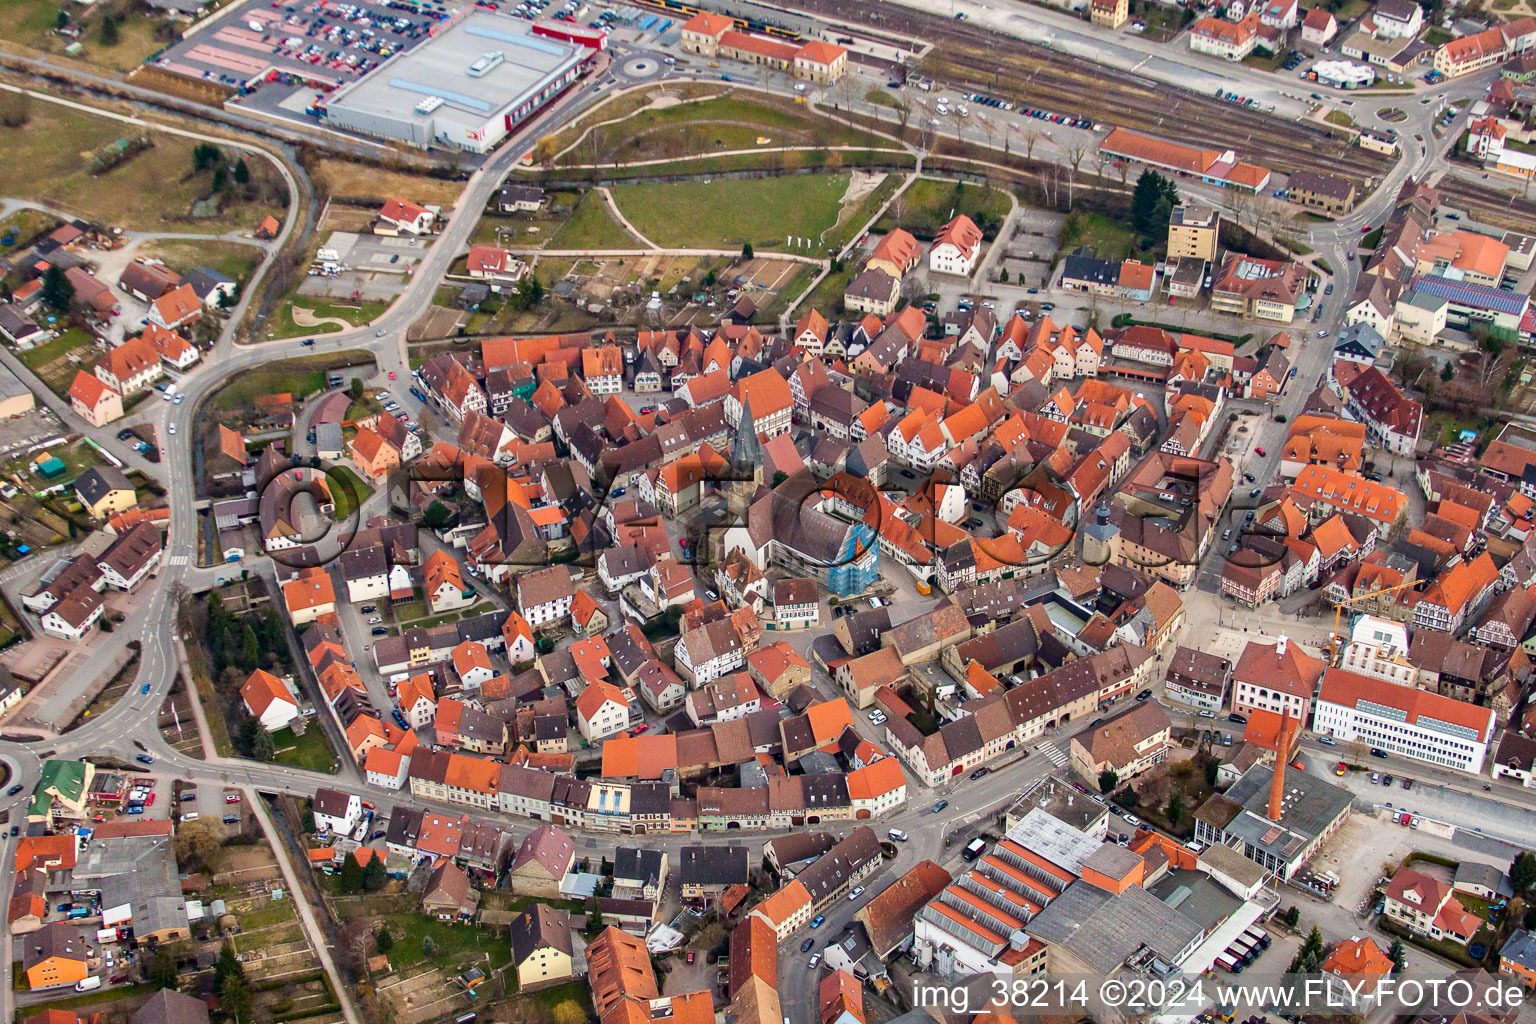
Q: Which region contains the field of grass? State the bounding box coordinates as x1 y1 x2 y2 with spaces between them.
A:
874 176 1011 239
1325 110 1355 128
558 93 889 167
211 350 374 411
134 239 263 283
800 265 855 318
271 725 337 773
548 191 635 249
0 209 59 255
1058 209 1140 261
381 912 512 971
312 159 466 207
611 173 850 251
328 465 373 521
0 104 281 232
540 82 727 155
270 298 388 339
0 0 167 73
18 327 97 395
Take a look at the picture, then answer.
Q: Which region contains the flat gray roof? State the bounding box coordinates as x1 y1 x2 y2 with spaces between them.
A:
324 11 579 142
1027 880 1204 973
0 362 32 403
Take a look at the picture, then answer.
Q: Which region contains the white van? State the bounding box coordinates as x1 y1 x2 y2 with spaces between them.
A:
75 978 103 992
888 829 908 842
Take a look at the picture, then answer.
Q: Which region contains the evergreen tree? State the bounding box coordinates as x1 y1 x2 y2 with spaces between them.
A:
363 854 386 892
99 16 119 46
1387 937 1406 974
148 946 179 989
240 625 260 671
252 728 275 762
339 852 364 893
215 941 246 987
741 242 754 259
238 718 260 756
1130 170 1163 236
350 378 365 400
1512 852 1536 893
233 158 250 184
221 972 251 1022
1098 769 1119 794
423 500 452 529
376 927 394 954
41 264 72 312
1166 794 1185 827
192 143 221 173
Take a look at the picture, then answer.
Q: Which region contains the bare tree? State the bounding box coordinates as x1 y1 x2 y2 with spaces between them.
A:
1065 144 1087 207
1021 126 1040 161
894 98 912 134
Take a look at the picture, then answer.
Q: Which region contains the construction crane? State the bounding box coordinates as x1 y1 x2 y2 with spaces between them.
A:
1329 579 1420 662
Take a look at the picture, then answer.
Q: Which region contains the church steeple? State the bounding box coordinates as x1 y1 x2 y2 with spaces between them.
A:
731 393 763 472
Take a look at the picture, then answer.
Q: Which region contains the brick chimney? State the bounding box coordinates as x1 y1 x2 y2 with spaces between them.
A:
1267 708 1296 822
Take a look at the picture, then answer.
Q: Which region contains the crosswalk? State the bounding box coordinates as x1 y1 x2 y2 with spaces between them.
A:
165 554 190 566
1037 743 1068 767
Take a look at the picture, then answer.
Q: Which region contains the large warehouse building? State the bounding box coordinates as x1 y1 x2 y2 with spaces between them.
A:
318 10 585 153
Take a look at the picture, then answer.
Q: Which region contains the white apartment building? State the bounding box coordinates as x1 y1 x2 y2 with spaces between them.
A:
1313 668 1495 774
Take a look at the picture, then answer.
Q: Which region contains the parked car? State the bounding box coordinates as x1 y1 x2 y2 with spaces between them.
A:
810 915 826 929
135 754 154 765
932 799 948 813
800 938 815 952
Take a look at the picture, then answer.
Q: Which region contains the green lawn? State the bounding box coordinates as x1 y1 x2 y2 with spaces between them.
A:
238 902 300 930
212 364 323 411
134 239 264 285
874 176 1011 240
0 0 167 72
1325 110 1355 128
271 725 337 773
548 191 635 249
270 298 388 339
865 89 900 108
828 172 904 253
1059 209 1141 261
329 465 373 521
610 173 850 251
557 93 888 167
18 327 97 395
382 913 512 971
0 209 59 254
0 103 281 232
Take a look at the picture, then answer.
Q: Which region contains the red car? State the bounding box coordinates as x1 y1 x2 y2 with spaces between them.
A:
388 372 397 380
632 723 649 735
686 950 696 964
144 793 156 806
362 800 375 810
1254 447 1266 457
225 794 239 804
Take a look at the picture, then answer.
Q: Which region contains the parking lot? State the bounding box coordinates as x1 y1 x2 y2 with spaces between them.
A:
297 231 426 303
154 0 441 94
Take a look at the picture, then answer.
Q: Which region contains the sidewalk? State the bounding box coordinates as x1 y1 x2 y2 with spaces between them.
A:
248 793 364 1024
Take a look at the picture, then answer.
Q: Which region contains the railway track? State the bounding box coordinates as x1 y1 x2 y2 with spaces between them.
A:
785 0 1387 179
789 0 1536 228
